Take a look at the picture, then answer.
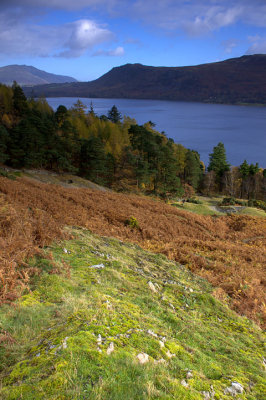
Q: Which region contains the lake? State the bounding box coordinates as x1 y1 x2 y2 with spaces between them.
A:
46 98 266 168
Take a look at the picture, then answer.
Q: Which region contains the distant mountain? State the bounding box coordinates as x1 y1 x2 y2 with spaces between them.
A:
23 55 266 104
0 65 77 86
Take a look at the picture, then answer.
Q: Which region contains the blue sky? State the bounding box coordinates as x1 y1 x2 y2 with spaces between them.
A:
1 0 266 81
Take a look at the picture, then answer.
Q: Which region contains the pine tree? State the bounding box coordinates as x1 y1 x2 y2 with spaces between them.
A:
208 142 230 190
107 105 122 123
12 82 28 116
184 149 203 189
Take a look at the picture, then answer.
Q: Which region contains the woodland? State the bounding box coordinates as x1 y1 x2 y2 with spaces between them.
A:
0 83 265 201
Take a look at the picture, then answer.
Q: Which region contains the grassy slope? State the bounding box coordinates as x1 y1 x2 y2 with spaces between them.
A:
0 228 265 399
0 175 265 327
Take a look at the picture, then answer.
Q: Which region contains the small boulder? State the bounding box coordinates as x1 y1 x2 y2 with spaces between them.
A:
186 370 193 379
166 350 175 359
148 281 157 293
181 379 189 388
137 352 149 364
224 381 244 396
107 342 114 355
147 329 158 337
90 263 105 269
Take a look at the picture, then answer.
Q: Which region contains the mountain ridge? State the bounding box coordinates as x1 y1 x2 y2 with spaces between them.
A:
23 54 266 104
0 64 77 86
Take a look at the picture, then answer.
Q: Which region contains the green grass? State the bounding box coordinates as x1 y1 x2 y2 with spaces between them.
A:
0 227 265 399
171 196 266 217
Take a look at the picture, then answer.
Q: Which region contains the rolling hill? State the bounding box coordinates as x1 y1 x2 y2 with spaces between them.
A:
23 54 266 104
0 65 77 86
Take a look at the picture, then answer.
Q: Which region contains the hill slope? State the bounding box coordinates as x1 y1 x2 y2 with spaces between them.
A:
0 174 265 328
0 65 77 86
0 228 265 399
23 55 266 104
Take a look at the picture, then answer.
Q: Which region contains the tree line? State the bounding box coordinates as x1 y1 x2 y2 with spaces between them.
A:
0 83 265 200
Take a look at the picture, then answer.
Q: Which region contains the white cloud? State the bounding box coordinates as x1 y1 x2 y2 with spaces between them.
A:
246 36 266 54
0 17 113 58
59 20 114 57
93 46 125 57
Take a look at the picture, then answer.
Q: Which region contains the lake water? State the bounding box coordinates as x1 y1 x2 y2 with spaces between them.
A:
47 97 266 168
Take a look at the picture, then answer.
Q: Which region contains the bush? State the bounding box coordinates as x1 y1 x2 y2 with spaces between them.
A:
186 198 203 204
221 197 236 206
125 216 140 229
248 199 266 211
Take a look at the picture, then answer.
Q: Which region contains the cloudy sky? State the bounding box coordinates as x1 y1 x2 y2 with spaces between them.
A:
1 0 266 81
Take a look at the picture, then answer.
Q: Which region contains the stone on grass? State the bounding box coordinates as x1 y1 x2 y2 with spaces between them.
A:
97 334 102 345
148 281 157 293
147 329 158 337
181 379 189 388
186 370 193 379
90 263 105 269
224 381 244 396
166 350 175 359
137 352 149 364
107 342 114 355
62 337 69 349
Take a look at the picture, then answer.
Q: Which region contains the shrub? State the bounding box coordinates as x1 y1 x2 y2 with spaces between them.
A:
221 197 236 206
186 197 203 204
125 216 139 229
248 199 266 211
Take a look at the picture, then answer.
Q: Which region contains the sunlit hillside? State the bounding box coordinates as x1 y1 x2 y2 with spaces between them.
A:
0 174 265 327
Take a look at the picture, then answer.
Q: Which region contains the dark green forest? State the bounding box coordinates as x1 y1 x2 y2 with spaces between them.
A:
0 83 265 200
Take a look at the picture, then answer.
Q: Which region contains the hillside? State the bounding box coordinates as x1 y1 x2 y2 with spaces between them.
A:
1 227 265 399
23 55 266 104
0 65 77 86
0 173 265 328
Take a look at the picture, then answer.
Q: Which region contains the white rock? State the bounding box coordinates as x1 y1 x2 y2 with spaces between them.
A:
107 342 114 355
224 381 244 396
181 379 189 388
97 334 102 345
231 382 244 394
62 337 69 349
186 371 193 379
166 350 175 359
147 329 158 337
148 281 157 293
137 352 149 364
90 263 105 269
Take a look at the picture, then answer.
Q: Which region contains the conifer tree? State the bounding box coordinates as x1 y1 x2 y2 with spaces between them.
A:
107 105 122 123
208 142 230 190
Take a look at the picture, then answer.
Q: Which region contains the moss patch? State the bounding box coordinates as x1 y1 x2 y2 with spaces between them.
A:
0 227 265 399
